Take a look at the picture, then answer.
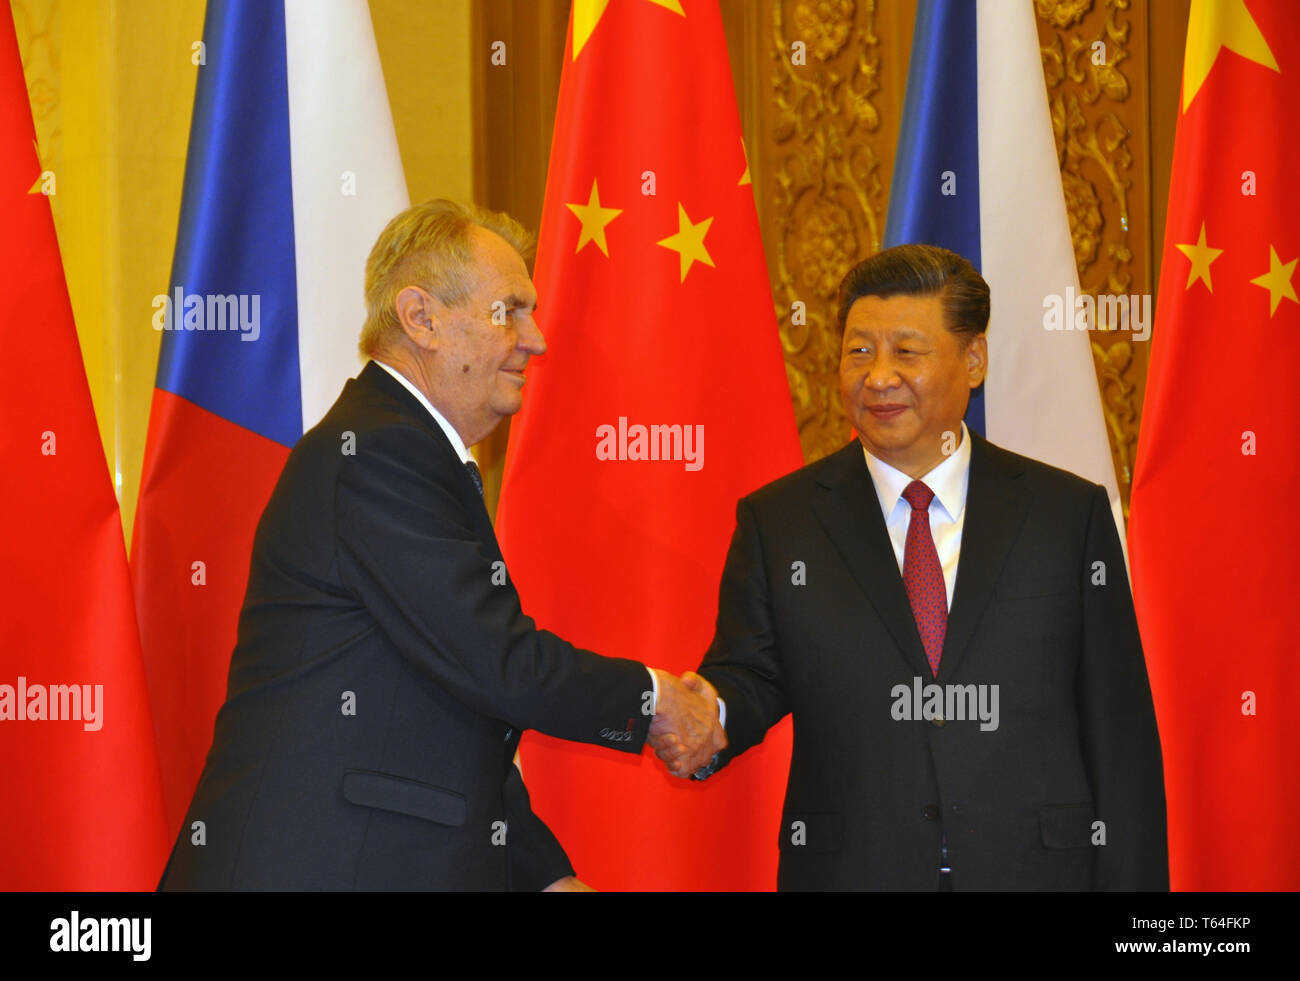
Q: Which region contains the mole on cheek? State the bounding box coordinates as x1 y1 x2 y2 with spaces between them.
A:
462 364 470 373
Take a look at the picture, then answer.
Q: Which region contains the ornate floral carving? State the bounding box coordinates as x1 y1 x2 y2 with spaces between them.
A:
791 0 856 62
1039 0 1142 505
1034 0 1094 31
769 0 881 461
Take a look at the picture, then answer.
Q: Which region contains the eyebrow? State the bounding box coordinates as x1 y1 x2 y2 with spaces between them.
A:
501 293 537 311
846 326 928 341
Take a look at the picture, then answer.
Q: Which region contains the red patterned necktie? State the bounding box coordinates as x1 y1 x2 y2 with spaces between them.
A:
902 480 947 677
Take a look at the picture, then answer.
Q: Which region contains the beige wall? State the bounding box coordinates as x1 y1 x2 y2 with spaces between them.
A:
370 0 474 205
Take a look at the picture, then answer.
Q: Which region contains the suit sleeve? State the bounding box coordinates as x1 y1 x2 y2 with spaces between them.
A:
334 422 652 752
1077 483 1170 890
503 763 574 891
695 497 791 772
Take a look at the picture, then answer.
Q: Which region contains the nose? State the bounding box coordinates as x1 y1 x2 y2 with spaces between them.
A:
517 313 547 356
864 352 900 391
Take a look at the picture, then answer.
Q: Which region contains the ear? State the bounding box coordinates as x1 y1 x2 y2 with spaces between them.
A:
965 333 988 389
395 286 444 352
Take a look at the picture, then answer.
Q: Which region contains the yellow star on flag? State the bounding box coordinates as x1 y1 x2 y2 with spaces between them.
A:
1249 245 1298 317
1182 0 1279 112
647 0 685 15
566 179 623 256
739 139 751 186
657 203 715 283
1175 222 1224 292
573 0 685 61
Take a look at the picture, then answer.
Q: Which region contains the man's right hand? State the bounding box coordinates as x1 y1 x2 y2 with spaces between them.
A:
647 668 726 777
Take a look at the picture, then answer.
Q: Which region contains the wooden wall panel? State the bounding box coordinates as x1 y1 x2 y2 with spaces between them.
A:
726 0 917 463
470 0 569 513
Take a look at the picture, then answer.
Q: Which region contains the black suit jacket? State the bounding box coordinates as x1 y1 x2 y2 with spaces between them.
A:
698 432 1168 890
160 361 652 890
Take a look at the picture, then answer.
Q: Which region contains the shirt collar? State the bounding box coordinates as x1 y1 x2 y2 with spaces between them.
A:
861 421 972 522
372 359 475 465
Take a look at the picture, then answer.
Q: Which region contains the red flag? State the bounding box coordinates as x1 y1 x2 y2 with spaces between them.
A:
0 6 168 889
496 0 802 890
1130 0 1298 889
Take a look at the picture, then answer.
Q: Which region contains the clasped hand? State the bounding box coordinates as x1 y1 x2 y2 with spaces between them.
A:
647 670 726 778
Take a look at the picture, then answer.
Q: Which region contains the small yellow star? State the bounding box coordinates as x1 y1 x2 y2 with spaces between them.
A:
573 0 684 61
738 139 751 187
1182 0 1279 112
1249 245 1297 317
1175 222 1224 292
647 0 685 15
566 179 623 256
657 203 715 283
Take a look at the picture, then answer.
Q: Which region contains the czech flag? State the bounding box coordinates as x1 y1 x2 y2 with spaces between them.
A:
885 0 1123 533
131 0 408 834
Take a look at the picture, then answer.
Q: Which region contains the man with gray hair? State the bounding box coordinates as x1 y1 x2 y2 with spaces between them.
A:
159 200 723 890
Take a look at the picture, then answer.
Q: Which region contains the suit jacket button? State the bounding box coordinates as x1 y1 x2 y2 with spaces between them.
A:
922 804 940 821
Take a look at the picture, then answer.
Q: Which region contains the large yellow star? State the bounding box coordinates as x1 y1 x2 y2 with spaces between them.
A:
1175 222 1224 292
566 180 622 256
1182 0 1279 112
573 0 685 61
1249 245 1298 317
657 203 715 283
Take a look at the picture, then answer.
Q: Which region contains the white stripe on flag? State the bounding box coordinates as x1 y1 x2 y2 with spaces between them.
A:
975 1 1126 550
285 0 410 433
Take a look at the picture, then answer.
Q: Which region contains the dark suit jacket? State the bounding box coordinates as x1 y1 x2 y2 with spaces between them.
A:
160 361 652 890
698 432 1168 890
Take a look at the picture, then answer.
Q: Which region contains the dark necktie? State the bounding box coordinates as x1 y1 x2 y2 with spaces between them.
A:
465 460 484 499
902 480 947 677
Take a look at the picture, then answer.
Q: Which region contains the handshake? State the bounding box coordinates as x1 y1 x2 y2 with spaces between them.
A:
647 669 727 778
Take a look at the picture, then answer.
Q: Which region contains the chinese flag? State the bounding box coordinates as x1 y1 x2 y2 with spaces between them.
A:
496 0 802 889
1130 0 1299 889
0 6 169 888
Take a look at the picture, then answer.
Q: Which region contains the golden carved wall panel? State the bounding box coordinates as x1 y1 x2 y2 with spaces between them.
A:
1037 0 1153 512
727 0 916 463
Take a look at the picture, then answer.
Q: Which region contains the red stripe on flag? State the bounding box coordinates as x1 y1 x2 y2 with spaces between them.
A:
132 389 290 833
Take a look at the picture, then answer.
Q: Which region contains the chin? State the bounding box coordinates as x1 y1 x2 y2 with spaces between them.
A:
494 395 524 417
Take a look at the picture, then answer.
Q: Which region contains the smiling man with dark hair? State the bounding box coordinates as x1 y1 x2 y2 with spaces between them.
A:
671 242 1168 891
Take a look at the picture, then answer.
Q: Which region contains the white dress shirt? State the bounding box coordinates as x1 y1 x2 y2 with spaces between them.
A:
374 360 474 465
862 421 973 610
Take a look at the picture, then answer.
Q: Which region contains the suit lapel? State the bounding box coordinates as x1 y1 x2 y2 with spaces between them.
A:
352 361 499 551
935 432 1030 682
813 442 932 679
